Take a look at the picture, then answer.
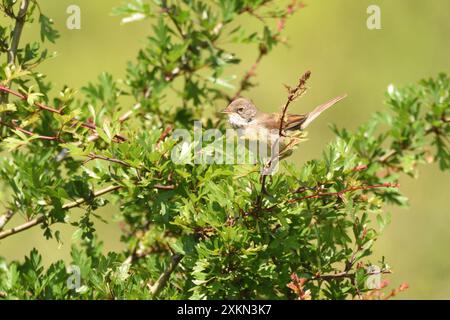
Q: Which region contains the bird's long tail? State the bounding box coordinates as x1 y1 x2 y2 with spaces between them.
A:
301 94 347 129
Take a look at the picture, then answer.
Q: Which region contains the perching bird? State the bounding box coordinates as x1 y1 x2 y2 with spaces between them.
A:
221 94 347 147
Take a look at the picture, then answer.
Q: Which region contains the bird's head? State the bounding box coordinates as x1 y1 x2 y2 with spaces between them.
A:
221 98 258 123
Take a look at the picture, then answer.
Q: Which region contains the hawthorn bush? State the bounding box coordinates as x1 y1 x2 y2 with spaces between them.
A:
0 0 448 299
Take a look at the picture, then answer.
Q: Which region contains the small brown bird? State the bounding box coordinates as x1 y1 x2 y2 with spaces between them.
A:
222 94 347 133
221 94 347 151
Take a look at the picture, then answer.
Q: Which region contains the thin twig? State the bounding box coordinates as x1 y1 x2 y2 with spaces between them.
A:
161 5 185 39
156 125 173 149
7 0 29 64
0 181 175 240
0 185 122 240
378 114 449 164
118 103 141 123
254 174 268 213
231 1 303 101
312 269 391 281
123 222 175 265
278 70 311 136
153 184 176 190
232 48 266 101
149 254 183 297
84 153 132 167
253 71 311 211
288 182 399 203
251 71 311 214
0 84 61 114
76 120 127 142
378 149 397 164
0 85 130 143
0 210 14 231
0 118 60 141
123 220 153 265
275 0 305 35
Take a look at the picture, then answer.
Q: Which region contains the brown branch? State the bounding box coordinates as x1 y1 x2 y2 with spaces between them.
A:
253 71 311 212
378 115 449 164
148 254 183 297
0 86 128 143
0 85 61 114
123 228 171 265
123 219 153 265
278 70 311 136
156 125 173 148
0 180 175 241
153 184 175 190
378 149 397 164
0 118 60 141
0 185 122 240
161 5 185 39
231 1 303 101
291 164 368 194
84 153 132 167
275 0 305 35
7 0 29 65
232 48 266 101
344 240 365 273
118 103 141 123
125 245 165 265
239 0 272 14
311 269 391 281
0 115 127 145
75 120 127 143
0 210 14 231
123 223 175 265
288 182 399 203
253 174 268 214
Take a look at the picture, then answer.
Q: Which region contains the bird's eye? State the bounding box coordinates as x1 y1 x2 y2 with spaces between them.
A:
237 107 244 113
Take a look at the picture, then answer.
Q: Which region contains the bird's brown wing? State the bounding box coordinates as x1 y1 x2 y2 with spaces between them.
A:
254 113 307 131
284 114 308 131
278 94 348 131
256 94 347 131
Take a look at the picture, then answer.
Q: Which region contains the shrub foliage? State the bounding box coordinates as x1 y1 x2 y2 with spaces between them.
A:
0 0 448 299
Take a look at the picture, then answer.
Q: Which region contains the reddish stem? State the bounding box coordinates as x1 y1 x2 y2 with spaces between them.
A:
232 50 266 100
0 85 61 114
289 182 399 203
0 119 59 141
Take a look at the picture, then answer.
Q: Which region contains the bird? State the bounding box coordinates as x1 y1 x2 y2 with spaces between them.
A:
221 94 347 147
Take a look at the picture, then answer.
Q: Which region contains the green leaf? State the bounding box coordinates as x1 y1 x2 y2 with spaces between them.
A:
0 103 16 113
39 15 60 43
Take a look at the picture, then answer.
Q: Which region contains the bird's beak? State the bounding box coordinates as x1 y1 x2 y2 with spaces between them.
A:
220 106 232 114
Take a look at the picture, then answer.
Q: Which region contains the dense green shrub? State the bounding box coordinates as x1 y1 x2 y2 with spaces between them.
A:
0 0 448 299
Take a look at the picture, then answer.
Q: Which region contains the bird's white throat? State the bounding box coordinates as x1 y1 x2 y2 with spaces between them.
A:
227 113 252 128
227 114 279 145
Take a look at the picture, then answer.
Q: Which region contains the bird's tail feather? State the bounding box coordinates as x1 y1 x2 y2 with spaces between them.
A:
301 94 347 129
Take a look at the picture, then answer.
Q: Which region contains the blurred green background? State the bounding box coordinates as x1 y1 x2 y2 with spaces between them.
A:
1 0 450 299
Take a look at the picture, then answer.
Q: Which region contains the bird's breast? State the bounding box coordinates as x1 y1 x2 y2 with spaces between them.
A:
228 114 251 128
